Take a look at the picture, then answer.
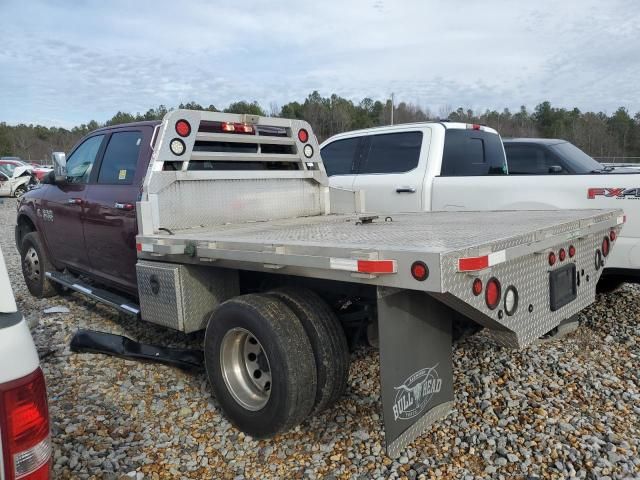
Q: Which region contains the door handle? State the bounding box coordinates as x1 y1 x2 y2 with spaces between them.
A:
66 198 83 205
395 186 416 193
114 202 135 211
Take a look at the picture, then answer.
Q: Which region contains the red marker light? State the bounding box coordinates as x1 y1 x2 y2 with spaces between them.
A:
298 129 309 143
472 278 483 296
610 230 617 242
568 245 576 258
548 252 557 266
175 119 191 137
559 248 566 261
411 261 429 281
485 278 501 310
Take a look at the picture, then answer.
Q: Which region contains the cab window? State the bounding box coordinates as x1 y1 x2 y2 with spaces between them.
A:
65 135 105 183
97 131 143 184
359 132 422 174
321 137 359 176
440 130 507 176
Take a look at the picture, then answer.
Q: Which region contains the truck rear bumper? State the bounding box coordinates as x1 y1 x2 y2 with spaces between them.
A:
604 236 640 274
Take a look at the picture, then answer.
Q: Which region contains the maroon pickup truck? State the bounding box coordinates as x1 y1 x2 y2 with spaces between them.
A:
15 121 159 297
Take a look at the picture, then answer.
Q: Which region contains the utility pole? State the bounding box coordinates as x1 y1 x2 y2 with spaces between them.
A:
390 93 394 125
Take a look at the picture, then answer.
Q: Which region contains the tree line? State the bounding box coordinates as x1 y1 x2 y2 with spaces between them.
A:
1 92 639 163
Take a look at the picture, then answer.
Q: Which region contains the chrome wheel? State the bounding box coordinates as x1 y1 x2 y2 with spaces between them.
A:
220 327 272 411
23 246 41 282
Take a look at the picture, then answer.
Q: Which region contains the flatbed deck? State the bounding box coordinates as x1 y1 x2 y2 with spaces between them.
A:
137 209 622 292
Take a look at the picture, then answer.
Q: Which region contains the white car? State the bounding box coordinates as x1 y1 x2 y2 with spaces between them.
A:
322 122 638 290
0 245 51 479
0 164 33 198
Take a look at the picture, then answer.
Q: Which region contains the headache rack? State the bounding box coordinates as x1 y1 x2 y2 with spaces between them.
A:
139 110 363 235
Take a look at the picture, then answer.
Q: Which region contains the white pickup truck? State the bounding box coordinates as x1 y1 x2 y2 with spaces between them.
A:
0 246 51 480
322 122 639 290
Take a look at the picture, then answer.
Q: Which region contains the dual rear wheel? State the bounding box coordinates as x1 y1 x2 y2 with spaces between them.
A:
204 288 350 437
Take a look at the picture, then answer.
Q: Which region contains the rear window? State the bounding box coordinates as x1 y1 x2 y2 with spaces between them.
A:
321 137 359 176
360 132 422 174
440 129 507 176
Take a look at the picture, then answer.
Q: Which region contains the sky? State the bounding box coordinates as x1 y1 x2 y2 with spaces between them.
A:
1 0 639 127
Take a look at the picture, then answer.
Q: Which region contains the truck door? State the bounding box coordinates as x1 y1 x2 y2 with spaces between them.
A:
352 131 426 213
41 134 105 271
320 136 361 191
83 128 150 292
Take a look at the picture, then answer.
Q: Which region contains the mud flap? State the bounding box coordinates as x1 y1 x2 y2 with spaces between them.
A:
377 288 454 457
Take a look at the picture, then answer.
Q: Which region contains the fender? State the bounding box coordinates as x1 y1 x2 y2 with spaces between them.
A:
16 199 62 270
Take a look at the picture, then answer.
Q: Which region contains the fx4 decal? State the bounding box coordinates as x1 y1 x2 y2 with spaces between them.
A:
588 187 640 199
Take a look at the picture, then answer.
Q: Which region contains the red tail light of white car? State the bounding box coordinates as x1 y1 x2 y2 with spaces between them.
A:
0 246 51 480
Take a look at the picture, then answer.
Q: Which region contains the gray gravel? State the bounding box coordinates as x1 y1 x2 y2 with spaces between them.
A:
1 198 639 479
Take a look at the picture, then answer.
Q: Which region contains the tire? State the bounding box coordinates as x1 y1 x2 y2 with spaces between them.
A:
21 232 57 298
14 184 27 198
267 286 350 414
204 294 317 438
596 277 624 294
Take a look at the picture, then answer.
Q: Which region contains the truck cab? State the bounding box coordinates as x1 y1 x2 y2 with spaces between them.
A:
322 122 506 213
16 121 159 296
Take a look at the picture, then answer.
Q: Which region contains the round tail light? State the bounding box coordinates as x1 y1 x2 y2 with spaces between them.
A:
602 237 610 257
170 138 186 156
303 144 314 158
610 230 617 242
175 119 191 137
298 129 309 143
559 248 566 261
548 252 557 266
568 245 576 258
411 261 429 281
472 278 483 296
504 286 518 316
485 278 501 310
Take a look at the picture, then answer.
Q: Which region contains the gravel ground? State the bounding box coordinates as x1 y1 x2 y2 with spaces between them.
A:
1 198 639 480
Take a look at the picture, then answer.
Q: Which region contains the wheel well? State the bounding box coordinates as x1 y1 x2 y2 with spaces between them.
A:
16 215 36 248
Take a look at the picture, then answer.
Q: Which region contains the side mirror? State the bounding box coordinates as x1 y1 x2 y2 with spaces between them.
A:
548 165 563 174
52 152 67 183
0 172 8 182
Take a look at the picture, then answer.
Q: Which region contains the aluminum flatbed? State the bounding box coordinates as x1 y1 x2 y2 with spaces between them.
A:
36 110 625 457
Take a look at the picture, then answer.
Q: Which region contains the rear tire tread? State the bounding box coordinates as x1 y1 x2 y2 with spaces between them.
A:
268 286 350 414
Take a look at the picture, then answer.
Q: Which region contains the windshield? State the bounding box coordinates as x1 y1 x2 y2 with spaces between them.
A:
0 163 16 177
550 142 603 174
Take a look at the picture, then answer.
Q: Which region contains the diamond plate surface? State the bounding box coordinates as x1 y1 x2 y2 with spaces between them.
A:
137 262 182 330
137 261 239 332
440 228 619 347
154 178 322 231
168 210 616 252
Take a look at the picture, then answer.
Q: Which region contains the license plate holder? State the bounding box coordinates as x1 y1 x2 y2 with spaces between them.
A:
549 263 577 311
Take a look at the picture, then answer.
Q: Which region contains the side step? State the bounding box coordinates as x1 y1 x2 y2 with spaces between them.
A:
45 271 140 317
